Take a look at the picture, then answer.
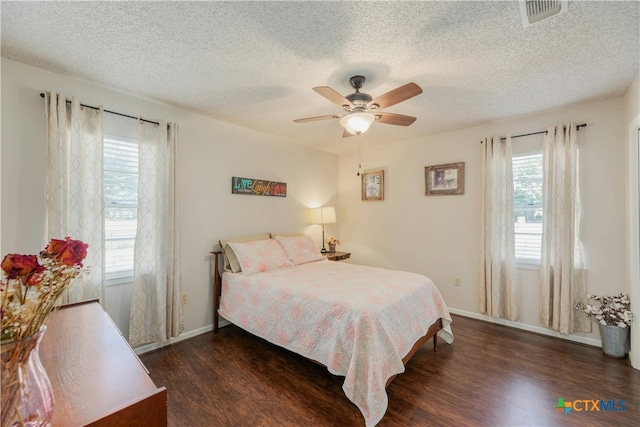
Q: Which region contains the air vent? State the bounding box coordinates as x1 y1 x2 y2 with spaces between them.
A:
519 0 568 28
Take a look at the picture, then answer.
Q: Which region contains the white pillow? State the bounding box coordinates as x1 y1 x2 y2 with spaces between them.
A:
219 232 271 273
228 239 292 276
274 235 324 265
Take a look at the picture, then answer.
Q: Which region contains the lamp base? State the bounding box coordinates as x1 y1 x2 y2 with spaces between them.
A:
321 224 327 254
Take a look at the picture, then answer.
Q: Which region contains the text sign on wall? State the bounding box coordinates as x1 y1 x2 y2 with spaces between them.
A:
231 177 287 197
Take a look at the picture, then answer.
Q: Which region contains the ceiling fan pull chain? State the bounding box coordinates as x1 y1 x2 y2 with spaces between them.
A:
356 137 362 176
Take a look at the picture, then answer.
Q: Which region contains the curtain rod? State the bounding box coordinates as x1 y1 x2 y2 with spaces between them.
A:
480 123 587 143
40 92 161 126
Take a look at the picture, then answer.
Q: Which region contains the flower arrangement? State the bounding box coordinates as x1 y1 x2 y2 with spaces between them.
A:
1 237 89 426
574 293 633 328
324 236 340 246
1 237 89 342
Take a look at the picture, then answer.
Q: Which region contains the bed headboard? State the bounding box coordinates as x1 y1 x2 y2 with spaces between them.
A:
210 250 223 333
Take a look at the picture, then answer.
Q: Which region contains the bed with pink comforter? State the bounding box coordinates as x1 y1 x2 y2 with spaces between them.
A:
218 258 453 426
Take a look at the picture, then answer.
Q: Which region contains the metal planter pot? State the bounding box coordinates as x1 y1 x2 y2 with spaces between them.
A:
598 324 630 358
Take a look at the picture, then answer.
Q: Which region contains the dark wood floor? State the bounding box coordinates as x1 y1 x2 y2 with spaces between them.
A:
140 315 640 426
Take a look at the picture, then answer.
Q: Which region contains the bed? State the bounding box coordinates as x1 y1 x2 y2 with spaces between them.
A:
211 234 453 427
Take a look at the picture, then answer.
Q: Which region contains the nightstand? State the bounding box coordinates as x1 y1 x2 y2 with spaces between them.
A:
322 251 351 261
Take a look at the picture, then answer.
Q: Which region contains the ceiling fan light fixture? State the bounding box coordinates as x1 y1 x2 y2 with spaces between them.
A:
295 76 422 136
340 111 376 135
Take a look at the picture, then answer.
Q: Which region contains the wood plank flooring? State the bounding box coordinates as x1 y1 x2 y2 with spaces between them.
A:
140 315 640 426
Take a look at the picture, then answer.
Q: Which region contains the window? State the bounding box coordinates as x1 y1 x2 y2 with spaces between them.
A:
513 152 543 263
104 135 138 283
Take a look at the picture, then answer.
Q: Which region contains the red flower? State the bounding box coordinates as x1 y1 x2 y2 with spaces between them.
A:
1 254 45 285
45 237 88 266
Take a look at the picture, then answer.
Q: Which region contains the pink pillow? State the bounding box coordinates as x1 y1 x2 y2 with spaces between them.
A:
275 235 324 265
228 239 292 276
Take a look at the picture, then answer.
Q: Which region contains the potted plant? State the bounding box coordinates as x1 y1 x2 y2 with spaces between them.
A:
324 236 340 253
574 293 633 358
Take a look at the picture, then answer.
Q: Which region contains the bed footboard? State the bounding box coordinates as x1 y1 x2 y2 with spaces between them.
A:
385 318 443 387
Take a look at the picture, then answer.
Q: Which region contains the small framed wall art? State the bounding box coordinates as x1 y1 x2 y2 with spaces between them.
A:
361 170 384 201
425 162 465 196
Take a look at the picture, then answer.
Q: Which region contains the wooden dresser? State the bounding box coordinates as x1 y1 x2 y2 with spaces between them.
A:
40 300 167 426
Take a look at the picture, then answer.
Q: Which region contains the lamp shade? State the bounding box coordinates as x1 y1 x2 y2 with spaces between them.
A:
340 112 375 135
309 206 336 224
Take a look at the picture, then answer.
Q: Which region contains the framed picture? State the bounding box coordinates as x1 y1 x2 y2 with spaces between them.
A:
425 162 465 196
361 170 384 201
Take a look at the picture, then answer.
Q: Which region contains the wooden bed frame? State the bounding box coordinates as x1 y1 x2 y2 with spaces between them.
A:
210 250 443 386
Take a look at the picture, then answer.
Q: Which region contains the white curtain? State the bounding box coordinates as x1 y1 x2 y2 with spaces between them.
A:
540 123 590 333
129 121 183 346
44 91 105 304
479 136 518 321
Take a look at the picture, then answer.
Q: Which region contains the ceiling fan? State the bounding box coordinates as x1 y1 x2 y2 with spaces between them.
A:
294 75 423 137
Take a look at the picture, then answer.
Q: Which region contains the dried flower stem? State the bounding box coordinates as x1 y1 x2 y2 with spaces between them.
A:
574 293 633 328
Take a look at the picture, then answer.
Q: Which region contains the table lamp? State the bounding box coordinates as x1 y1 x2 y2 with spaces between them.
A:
309 206 336 253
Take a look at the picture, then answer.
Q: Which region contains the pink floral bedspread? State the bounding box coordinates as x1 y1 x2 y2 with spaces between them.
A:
218 259 454 426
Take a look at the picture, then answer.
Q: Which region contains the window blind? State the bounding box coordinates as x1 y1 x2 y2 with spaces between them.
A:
513 153 543 262
104 136 138 280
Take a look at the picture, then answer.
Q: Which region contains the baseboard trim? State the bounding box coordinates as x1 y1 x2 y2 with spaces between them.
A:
133 319 232 355
447 307 602 347
133 324 214 355
134 311 601 355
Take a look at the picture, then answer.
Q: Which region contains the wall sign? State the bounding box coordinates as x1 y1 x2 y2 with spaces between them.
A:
231 177 287 197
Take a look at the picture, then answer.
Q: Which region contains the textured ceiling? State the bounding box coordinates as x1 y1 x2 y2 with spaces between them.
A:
2 1 639 154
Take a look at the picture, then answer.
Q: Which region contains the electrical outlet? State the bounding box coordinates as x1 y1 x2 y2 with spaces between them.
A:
454 278 462 287
182 293 188 304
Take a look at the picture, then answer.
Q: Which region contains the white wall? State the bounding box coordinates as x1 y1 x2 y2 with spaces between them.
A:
623 71 639 369
339 97 628 346
1 59 339 344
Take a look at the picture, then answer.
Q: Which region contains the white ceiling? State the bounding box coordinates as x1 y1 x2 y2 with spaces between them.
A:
2 1 638 154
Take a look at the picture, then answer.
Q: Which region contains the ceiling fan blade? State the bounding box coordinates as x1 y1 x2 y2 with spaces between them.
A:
375 112 417 126
293 114 340 123
368 82 423 110
313 86 354 109
342 129 354 138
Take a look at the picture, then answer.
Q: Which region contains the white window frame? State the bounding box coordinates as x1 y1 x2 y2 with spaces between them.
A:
513 150 543 268
104 134 138 286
